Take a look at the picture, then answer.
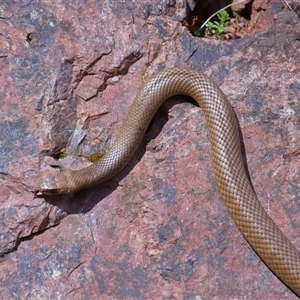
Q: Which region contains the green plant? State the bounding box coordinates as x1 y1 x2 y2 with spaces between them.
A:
205 10 229 39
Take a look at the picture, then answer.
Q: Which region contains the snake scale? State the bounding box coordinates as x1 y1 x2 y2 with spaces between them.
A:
39 68 300 296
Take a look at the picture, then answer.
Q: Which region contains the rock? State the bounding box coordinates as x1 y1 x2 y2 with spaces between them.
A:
0 0 299 299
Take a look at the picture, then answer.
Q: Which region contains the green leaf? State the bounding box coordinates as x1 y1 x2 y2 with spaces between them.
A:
205 9 229 39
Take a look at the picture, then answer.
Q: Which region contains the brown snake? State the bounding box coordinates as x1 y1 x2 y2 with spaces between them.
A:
40 68 300 295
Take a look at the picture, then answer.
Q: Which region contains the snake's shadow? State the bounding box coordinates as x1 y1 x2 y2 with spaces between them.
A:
43 95 252 216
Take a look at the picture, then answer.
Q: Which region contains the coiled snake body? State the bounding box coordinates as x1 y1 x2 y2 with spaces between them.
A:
40 68 300 295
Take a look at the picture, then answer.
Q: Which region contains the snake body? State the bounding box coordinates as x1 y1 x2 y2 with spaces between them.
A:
40 68 300 295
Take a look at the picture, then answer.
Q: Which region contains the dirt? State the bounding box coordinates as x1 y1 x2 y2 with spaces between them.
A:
184 0 299 39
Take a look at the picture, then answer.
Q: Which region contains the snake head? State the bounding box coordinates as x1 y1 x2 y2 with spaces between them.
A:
39 172 72 195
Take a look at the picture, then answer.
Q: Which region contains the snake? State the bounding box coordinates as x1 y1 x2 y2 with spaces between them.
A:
39 68 300 296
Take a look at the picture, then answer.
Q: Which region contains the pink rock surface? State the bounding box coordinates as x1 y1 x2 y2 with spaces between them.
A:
0 0 300 299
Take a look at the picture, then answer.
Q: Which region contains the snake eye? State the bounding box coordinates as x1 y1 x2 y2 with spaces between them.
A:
43 188 59 195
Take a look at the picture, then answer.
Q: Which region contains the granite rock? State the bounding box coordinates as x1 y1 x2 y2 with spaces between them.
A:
0 0 300 299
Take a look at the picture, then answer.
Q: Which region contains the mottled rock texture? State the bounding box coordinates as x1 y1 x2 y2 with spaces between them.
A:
0 0 300 299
